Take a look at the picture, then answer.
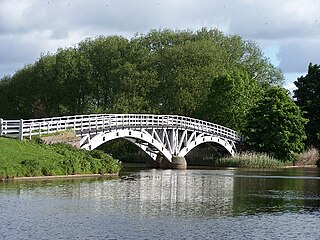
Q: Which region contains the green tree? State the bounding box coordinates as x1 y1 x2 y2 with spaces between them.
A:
55 47 93 114
154 38 216 115
198 69 262 131
243 86 307 161
82 36 129 112
8 65 38 118
31 54 58 117
194 28 284 87
0 76 12 118
110 38 159 113
294 63 320 148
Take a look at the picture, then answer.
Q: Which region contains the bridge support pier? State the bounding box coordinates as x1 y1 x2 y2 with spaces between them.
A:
147 155 187 169
171 156 187 170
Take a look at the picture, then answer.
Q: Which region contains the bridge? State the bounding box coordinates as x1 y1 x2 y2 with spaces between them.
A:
0 114 240 169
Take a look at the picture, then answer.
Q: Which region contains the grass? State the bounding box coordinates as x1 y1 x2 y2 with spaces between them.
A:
0 137 122 179
213 152 285 168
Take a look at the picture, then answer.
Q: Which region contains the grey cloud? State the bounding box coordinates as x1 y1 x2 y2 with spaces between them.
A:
277 40 320 73
3 0 319 40
0 35 40 64
228 1 320 40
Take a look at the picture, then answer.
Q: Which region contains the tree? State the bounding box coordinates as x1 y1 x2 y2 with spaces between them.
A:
294 63 320 148
110 38 159 114
194 28 285 87
198 69 262 131
83 36 130 112
55 47 93 115
0 76 12 118
243 86 307 161
31 54 58 117
134 28 284 117
154 38 216 116
8 65 38 118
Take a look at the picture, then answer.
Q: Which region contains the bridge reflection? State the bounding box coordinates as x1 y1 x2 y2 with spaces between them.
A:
85 169 235 217
134 170 234 217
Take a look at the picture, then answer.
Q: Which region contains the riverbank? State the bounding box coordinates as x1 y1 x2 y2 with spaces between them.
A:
12 173 119 181
0 137 121 180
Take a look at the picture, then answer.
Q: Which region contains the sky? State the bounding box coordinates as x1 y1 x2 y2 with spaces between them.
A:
1 0 320 91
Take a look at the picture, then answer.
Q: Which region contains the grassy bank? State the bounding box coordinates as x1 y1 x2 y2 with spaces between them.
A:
213 152 285 168
0 137 121 179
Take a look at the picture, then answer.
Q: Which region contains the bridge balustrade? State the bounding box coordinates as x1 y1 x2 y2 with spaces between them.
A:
0 114 240 142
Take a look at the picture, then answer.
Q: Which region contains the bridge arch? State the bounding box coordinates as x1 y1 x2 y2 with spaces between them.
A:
80 129 173 161
179 135 235 157
81 130 235 163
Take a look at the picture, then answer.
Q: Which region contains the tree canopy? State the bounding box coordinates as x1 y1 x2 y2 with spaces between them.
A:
243 86 307 161
294 63 320 148
0 28 284 132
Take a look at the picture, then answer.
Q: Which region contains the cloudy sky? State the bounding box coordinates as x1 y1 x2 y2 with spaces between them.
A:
1 0 320 91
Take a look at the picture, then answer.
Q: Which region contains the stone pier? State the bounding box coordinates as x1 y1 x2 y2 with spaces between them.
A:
146 155 187 169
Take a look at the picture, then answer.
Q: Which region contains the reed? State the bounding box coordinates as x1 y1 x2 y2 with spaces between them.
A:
214 152 285 168
294 148 319 166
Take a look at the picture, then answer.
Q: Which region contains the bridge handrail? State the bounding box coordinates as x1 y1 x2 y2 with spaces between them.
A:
0 114 240 141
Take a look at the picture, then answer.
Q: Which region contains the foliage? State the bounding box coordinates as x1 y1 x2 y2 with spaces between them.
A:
0 137 121 179
294 63 320 148
216 152 285 168
242 86 307 161
198 69 262 131
0 28 283 130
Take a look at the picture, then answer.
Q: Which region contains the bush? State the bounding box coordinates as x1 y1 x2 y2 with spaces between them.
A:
51 143 121 175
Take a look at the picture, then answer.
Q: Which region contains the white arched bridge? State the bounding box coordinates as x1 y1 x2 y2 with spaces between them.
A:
0 114 240 169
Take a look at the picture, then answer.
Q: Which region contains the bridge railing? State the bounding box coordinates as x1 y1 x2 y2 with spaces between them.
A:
0 114 240 141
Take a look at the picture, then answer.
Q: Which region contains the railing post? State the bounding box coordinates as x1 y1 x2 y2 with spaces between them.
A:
19 119 24 140
95 116 98 134
0 118 3 137
73 117 76 132
80 117 83 136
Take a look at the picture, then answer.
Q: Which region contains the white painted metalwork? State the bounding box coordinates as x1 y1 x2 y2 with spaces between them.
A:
0 114 240 161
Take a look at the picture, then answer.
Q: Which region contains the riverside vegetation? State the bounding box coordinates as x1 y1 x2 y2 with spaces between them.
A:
215 152 285 169
0 137 121 180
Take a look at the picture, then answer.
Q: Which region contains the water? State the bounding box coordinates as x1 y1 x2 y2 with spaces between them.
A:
1 167 320 239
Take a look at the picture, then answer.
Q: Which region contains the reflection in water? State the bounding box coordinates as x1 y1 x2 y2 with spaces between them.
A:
137 170 234 217
1 168 320 239
45 169 236 218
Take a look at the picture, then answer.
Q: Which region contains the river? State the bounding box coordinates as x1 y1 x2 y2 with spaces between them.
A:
1 166 320 239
